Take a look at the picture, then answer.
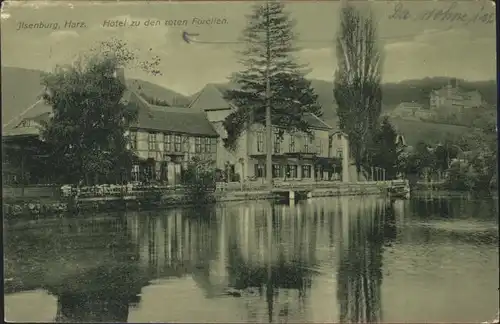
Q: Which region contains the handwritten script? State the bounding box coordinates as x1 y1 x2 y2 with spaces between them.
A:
388 2 494 25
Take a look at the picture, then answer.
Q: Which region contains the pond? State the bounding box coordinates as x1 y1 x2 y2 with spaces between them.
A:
4 193 499 323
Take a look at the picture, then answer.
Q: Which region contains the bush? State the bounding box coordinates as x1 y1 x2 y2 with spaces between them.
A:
446 158 496 192
445 162 475 191
181 157 216 204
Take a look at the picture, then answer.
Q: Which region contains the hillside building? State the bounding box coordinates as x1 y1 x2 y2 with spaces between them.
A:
390 102 433 121
429 79 483 113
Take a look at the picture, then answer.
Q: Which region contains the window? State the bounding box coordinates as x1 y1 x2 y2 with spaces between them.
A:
211 138 217 154
289 136 295 153
129 131 137 150
255 164 265 178
273 133 281 154
182 137 189 153
337 148 343 159
19 120 34 128
145 164 154 181
257 131 264 153
315 166 323 180
174 135 181 152
316 140 322 155
272 164 282 178
204 138 211 153
337 134 342 140
195 137 202 153
131 165 140 182
302 165 312 178
164 134 172 152
148 133 157 151
304 136 312 153
286 164 298 178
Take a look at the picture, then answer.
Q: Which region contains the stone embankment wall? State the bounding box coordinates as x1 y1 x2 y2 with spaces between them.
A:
3 181 406 218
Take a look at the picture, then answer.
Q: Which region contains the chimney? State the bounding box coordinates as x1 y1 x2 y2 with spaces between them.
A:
114 67 126 86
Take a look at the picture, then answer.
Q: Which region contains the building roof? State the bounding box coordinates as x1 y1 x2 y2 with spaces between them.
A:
131 92 218 137
394 102 423 110
303 113 333 130
4 88 218 139
189 83 234 111
389 117 471 147
125 79 191 107
432 85 483 99
2 66 191 127
2 99 52 137
189 83 332 131
3 100 52 130
2 126 41 138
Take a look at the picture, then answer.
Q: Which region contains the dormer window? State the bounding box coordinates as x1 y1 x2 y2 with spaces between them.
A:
17 120 33 128
396 135 405 146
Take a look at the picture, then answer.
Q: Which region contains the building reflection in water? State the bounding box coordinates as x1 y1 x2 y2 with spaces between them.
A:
223 201 316 323
126 196 396 323
127 207 219 280
6 195 397 323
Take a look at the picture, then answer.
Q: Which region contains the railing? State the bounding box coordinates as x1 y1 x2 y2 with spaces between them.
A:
5 179 407 200
61 184 188 199
214 179 406 192
3 185 61 199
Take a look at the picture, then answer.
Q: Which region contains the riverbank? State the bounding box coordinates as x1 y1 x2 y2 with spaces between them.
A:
414 181 447 191
3 180 406 218
411 189 498 199
216 182 390 202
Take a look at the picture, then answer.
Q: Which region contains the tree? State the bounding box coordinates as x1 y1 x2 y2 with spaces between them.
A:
402 141 435 180
181 156 216 203
433 139 460 178
453 126 497 191
368 117 399 179
222 0 322 182
333 3 383 176
41 38 160 185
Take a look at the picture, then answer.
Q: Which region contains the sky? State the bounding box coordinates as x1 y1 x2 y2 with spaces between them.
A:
1 0 496 95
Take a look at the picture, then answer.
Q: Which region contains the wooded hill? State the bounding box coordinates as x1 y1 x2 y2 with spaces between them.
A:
3 66 495 130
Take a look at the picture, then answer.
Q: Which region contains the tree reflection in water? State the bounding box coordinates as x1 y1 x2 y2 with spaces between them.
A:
4 213 149 322
6 198 395 323
52 264 145 322
336 197 394 323
225 202 315 323
6 195 498 322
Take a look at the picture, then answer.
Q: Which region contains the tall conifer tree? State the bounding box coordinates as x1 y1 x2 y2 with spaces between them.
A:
223 0 322 152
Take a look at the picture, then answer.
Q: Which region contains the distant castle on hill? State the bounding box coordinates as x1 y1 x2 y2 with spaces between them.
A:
389 78 485 121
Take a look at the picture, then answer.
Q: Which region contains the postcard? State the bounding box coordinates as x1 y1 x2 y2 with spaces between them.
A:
2 0 498 323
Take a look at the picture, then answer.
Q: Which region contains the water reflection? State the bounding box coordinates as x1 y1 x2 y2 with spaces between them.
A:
4 194 498 323
223 203 315 323
336 197 386 323
121 197 393 323
5 215 149 322
53 264 144 322
411 192 498 222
